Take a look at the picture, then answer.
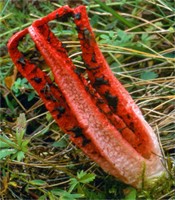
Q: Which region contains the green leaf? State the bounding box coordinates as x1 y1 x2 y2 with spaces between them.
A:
77 170 96 184
140 71 158 80
0 135 15 148
50 189 63 196
0 141 10 148
141 33 149 42
52 138 68 148
163 52 175 58
124 187 137 200
117 29 133 43
90 15 99 26
69 171 96 193
16 151 25 161
4 96 15 111
21 139 30 152
51 189 84 200
46 113 52 121
27 91 35 101
0 149 17 160
69 178 79 192
109 31 114 38
29 179 47 186
83 188 106 200
21 78 28 84
110 62 122 73
48 192 55 200
12 78 33 96
38 195 47 200
16 113 26 145
100 34 109 40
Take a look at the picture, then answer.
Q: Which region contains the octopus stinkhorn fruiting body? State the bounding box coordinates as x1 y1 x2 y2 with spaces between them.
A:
8 5 168 189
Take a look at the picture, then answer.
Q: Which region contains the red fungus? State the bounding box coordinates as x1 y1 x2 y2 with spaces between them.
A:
8 5 168 189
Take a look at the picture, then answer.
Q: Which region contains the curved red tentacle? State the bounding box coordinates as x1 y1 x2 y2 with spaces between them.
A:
73 6 161 159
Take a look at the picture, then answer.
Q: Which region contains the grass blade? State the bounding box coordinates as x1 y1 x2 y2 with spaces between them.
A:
94 0 135 29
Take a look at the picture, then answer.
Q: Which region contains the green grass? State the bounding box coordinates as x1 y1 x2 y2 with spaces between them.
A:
0 0 175 199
